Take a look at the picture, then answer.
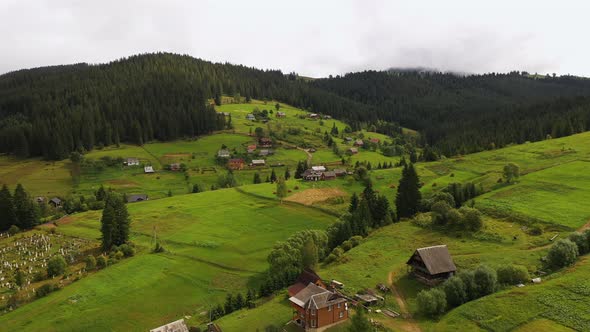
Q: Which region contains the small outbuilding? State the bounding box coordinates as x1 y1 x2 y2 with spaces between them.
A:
251 159 266 166
406 245 457 286
144 166 155 173
126 158 140 166
322 171 336 181
170 163 181 171
217 149 231 158
246 114 256 120
49 197 62 207
347 148 358 155
228 158 245 170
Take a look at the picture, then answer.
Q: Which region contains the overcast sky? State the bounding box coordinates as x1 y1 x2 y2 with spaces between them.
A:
1 0 589 77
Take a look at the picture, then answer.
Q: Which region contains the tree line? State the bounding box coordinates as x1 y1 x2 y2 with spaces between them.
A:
0 184 40 232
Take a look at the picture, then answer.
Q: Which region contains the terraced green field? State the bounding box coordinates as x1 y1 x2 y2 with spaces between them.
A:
0 188 336 332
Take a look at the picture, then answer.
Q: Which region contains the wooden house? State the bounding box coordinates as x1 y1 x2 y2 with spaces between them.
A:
369 138 380 144
251 159 266 166
246 114 256 120
259 137 273 148
49 197 62 208
322 171 336 181
228 158 245 170
276 111 286 118
302 170 322 181
247 144 257 153
354 139 364 147
347 148 358 155
406 245 457 286
126 158 140 166
309 113 319 119
289 283 349 330
217 149 231 158
170 163 181 171
144 166 155 173
333 169 347 177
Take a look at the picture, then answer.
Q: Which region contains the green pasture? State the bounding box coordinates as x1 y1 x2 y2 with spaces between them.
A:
0 188 336 332
0 156 72 197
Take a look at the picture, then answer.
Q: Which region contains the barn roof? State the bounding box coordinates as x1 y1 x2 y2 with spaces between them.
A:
289 283 346 309
127 194 148 203
149 319 189 332
407 245 456 275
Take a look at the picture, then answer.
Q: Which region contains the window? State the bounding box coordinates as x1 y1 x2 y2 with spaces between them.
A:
311 309 316 316
337 303 341 309
311 319 317 328
339 311 344 319
328 305 332 311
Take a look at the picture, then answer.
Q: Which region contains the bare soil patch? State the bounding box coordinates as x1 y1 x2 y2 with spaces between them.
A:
285 188 346 206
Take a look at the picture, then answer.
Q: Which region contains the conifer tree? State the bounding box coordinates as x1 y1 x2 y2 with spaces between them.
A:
349 192 359 213
270 169 277 183
395 163 422 219
0 184 17 232
13 184 37 229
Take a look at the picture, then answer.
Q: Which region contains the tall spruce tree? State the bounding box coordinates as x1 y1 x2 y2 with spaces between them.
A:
395 163 422 219
0 185 17 231
13 184 37 229
100 194 131 250
100 202 116 250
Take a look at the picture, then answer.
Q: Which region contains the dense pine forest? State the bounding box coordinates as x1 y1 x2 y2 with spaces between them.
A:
312 70 590 154
1 52 590 159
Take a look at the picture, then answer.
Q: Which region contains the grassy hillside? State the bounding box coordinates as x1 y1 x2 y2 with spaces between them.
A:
0 188 336 332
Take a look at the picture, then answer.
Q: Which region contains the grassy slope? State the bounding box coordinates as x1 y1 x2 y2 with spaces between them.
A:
0 188 336 332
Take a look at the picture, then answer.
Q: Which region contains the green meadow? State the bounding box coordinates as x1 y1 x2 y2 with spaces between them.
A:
0 188 336 332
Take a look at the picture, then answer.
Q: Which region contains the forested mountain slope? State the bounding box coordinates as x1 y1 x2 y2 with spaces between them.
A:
312 71 590 154
2 52 590 160
0 53 373 160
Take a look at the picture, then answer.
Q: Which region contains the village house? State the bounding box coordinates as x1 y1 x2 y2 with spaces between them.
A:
369 138 380 144
333 169 347 177
228 158 245 170
127 194 148 203
149 318 189 332
323 115 332 119
289 269 326 296
247 144 257 153
302 169 322 181
344 137 353 142
289 283 349 330
276 111 286 118
217 149 231 158
309 113 319 119
144 166 155 173
48 197 61 208
35 196 45 204
406 245 457 286
347 147 358 155
126 158 140 166
259 137 273 148
170 163 181 171
311 166 326 172
246 114 256 120
251 159 266 166
206 322 222 332
321 171 336 181
354 139 364 147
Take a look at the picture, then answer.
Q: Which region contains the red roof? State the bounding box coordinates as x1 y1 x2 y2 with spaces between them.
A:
288 269 325 296
370 138 380 143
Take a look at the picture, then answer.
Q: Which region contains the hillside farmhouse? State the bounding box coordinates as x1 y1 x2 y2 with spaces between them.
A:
144 166 155 173
49 197 62 207
126 158 140 166
246 114 255 120
347 148 358 155
354 139 364 147
228 158 245 170
289 283 349 330
217 149 231 158
407 245 457 285
259 137 272 147
289 269 326 296
170 163 181 171
276 111 286 118
251 159 266 166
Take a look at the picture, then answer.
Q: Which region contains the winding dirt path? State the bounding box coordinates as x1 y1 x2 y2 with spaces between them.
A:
388 272 423 332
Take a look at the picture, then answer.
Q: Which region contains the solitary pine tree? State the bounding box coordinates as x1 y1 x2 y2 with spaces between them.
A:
112 196 130 247
284 168 291 180
349 192 359 213
100 202 117 250
331 122 339 136
270 169 277 183
395 163 422 219
100 194 130 250
0 184 17 232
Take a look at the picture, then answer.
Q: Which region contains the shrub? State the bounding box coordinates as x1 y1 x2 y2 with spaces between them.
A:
8 225 20 235
528 225 543 236
85 255 96 270
497 264 530 285
350 236 363 247
568 232 589 255
47 255 67 277
443 276 467 307
474 265 497 297
417 288 446 317
35 283 57 298
33 270 48 282
96 255 107 269
119 244 136 257
547 239 578 268
341 240 353 251
460 207 483 232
